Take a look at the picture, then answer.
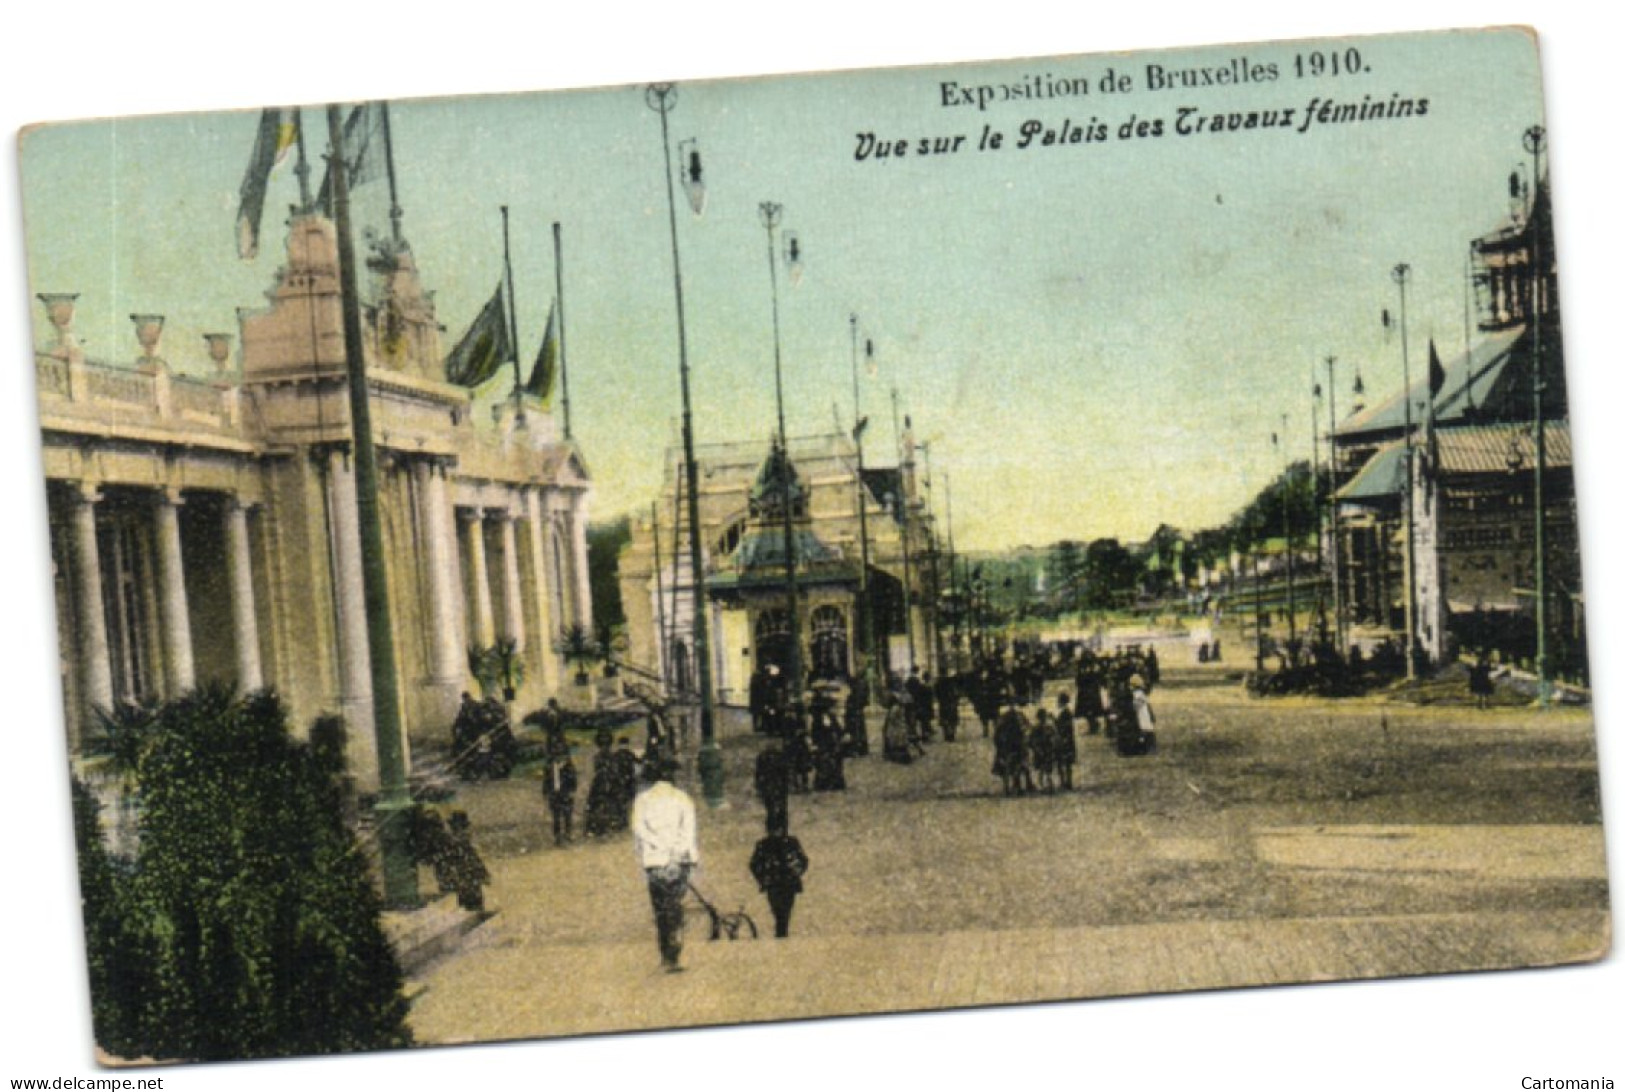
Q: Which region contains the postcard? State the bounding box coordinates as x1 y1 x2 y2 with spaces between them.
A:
14 22 1609 1069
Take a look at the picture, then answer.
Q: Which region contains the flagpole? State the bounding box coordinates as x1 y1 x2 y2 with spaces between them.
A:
501 206 523 404
1326 355 1344 653
381 101 404 247
652 501 669 690
326 103 417 908
850 315 877 701
1393 262 1420 679
646 83 722 806
551 221 573 441
293 108 313 213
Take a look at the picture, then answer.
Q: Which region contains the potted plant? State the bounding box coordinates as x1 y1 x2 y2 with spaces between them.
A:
554 624 602 687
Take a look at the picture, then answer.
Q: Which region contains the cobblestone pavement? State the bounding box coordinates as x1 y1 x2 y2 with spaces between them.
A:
408 669 1610 1045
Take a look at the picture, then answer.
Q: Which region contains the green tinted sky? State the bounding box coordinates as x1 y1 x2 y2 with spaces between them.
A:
20 27 1545 550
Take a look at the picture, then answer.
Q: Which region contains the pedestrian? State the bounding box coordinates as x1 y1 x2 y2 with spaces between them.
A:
1054 692 1077 791
992 703 1028 796
542 749 578 845
754 735 792 830
749 816 810 939
811 702 847 792
609 738 640 831
438 811 491 913
1469 655 1495 709
1030 709 1057 793
584 729 619 837
937 671 960 742
631 759 699 974
843 682 870 757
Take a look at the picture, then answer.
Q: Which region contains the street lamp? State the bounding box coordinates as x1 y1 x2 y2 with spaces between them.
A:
850 315 880 702
1523 124 1550 707
645 83 723 806
759 199 804 704
1392 261 1421 678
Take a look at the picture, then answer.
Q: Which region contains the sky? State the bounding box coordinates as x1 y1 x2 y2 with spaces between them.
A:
17 28 1548 552
3 5 1622 1091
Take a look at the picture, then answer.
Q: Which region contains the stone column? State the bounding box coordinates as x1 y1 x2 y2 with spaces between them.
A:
568 489 593 634
498 507 525 651
224 498 263 692
69 485 114 730
326 450 376 784
525 487 560 693
462 508 495 649
153 488 195 694
414 460 464 702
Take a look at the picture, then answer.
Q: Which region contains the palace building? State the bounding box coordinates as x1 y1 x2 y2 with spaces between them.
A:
617 429 943 706
34 214 593 788
1330 173 1582 676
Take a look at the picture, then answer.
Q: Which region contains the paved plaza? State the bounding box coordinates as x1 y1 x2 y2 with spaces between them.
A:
405 664 1610 1045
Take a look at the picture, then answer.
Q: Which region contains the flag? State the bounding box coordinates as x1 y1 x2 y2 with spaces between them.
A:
444 284 513 387
1427 339 1446 400
523 300 559 402
237 107 299 259
317 103 386 214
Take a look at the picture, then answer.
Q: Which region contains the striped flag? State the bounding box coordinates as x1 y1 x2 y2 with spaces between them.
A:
444 284 513 387
236 107 299 259
316 103 386 214
523 300 559 404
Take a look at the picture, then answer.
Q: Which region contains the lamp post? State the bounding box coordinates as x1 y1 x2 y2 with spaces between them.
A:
1277 415 1297 665
850 315 880 701
1325 355 1345 652
1523 124 1550 707
646 83 723 805
759 199 804 704
1392 262 1421 679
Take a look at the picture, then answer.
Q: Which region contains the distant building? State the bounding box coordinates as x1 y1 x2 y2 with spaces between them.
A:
1331 173 1581 676
617 430 941 704
34 214 592 787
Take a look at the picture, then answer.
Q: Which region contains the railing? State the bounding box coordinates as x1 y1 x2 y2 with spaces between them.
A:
35 354 235 431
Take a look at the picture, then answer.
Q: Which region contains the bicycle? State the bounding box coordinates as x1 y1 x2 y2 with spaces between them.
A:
685 880 758 940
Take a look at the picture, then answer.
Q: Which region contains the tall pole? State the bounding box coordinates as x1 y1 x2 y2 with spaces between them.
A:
501 206 523 402
1280 415 1297 663
760 200 803 701
646 83 721 804
850 314 878 699
892 386 917 671
946 472 961 659
1525 125 1549 707
651 500 669 688
380 102 404 248
293 108 314 213
325 104 417 907
1393 262 1420 678
553 221 573 441
1326 355 1344 651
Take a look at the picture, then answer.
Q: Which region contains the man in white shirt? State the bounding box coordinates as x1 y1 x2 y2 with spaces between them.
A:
631 760 699 973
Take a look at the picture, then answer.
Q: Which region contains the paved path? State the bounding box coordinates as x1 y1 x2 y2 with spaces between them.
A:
409 908 1609 1044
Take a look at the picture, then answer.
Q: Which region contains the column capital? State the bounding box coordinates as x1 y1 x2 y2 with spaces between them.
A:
67 480 103 507
456 506 483 525
155 485 186 507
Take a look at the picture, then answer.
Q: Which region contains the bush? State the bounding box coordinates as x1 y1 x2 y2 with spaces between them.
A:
77 686 411 1061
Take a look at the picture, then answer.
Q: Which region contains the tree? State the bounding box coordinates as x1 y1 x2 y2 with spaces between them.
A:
96 687 411 1061
1080 538 1142 610
587 516 631 637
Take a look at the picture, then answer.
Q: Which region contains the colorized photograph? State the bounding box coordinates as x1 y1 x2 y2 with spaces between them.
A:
15 24 1608 1065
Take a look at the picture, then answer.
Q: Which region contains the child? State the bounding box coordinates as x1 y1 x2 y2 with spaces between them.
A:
749 817 810 939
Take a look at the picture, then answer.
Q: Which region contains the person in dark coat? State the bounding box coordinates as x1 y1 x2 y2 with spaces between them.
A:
608 738 640 830
749 817 810 939
584 729 619 837
1053 692 1078 791
542 750 579 845
936 671 960 742
907 669 934 742
438 810 491 912
843 683 870 757
754 736 793 829
1029 710 1058 793
811 703 847 791
992 704 1029 796
1074 657 1106 735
